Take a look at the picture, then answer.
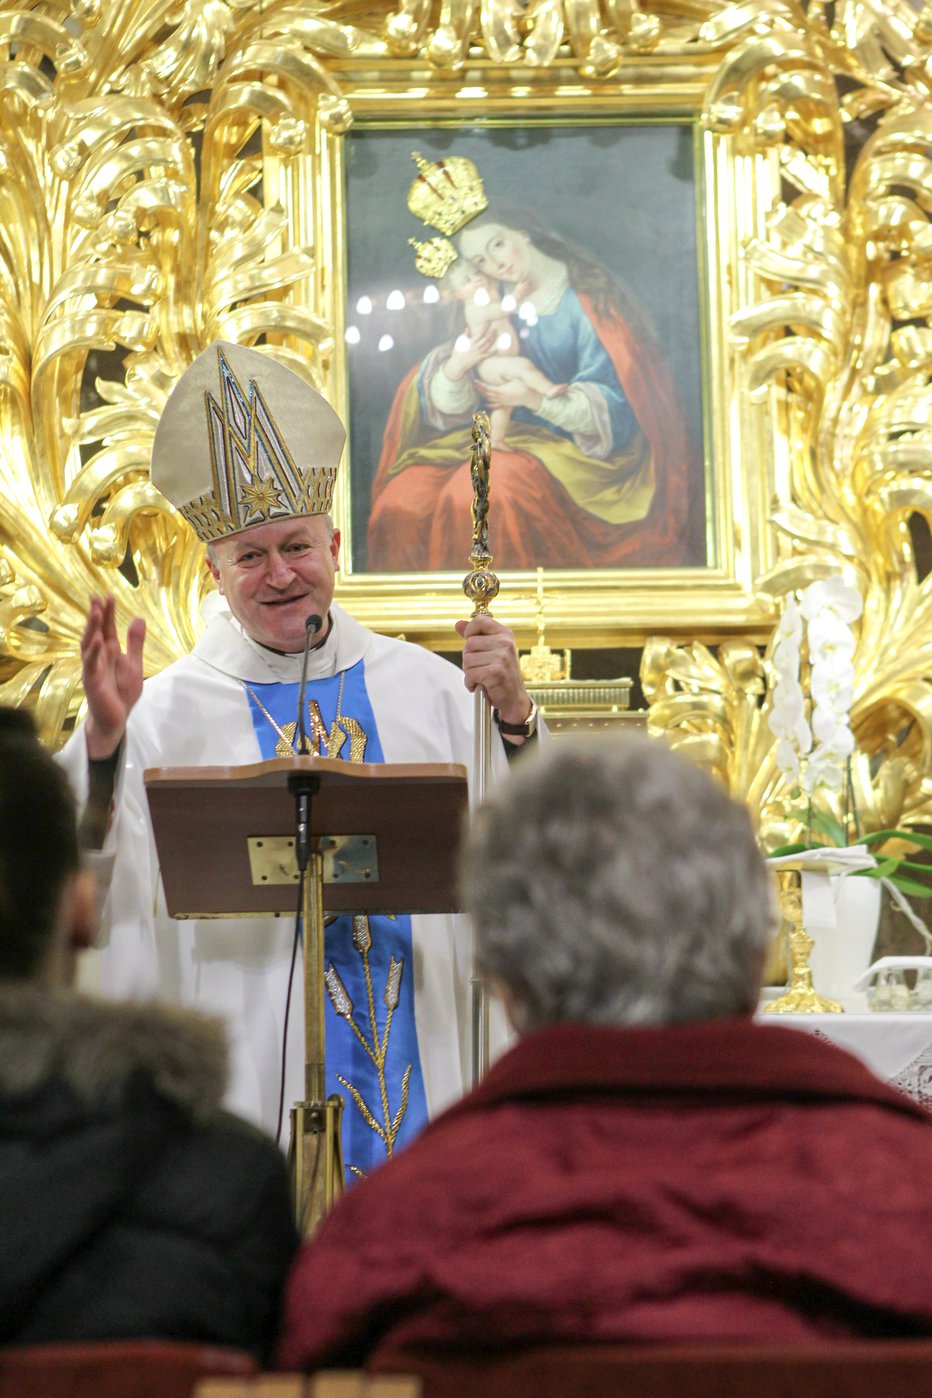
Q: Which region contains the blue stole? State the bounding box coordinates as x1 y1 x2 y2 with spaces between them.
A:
243 661 429 1180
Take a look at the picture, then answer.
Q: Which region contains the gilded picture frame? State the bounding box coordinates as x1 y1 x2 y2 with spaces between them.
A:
283 57 781 649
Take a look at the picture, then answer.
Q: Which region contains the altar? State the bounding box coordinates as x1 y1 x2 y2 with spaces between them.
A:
758 1013 932 1110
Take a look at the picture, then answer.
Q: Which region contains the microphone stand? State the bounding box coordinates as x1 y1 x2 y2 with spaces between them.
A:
288 611 345 1235
295 612 322 759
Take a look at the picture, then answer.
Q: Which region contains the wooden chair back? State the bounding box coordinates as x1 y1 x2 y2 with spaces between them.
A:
192 1342 932 1397
0 1339 256 1398
373 1340 932 1396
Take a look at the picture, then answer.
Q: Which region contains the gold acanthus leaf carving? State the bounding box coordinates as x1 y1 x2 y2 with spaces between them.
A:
642 0 932 844
0 1 355 741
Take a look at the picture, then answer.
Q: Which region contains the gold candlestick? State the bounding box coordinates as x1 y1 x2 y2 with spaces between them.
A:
763 868 843 1014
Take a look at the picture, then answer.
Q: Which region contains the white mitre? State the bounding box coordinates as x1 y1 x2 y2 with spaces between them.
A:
151 341 346 544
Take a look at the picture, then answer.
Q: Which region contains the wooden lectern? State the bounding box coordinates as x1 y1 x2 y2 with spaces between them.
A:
145 756 469 1235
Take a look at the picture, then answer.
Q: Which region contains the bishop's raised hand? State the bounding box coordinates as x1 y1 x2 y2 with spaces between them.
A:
80 595 146 759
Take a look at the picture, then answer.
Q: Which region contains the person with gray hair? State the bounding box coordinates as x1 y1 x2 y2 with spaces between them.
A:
279 734 932 1371
465 734 772 1031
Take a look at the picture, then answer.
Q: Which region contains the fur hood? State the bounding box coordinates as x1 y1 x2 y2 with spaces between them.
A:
0 983 228 1121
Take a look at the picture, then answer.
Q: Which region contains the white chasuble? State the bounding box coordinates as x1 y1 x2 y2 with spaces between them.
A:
60 600 510 1177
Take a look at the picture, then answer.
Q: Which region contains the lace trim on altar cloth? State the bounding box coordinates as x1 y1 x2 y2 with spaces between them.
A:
810 1026 932 1108
890 1050 932 1108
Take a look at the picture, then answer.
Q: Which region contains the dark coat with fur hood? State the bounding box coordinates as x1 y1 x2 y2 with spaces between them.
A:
0 985 298 1361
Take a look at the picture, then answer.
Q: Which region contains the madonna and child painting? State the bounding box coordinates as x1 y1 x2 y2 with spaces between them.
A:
343 126 707 575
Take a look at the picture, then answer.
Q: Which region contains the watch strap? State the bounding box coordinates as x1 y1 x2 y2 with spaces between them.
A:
493 702 538 738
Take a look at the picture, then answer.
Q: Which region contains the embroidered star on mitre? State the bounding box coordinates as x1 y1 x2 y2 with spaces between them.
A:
241 475 284 519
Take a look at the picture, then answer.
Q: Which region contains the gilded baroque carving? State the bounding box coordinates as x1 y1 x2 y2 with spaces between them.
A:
641 0 932 843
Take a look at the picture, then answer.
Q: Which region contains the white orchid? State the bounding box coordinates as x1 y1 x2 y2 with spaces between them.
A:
800 750 846 794
775 737 802 777
768 579 932 927
769 577 862 796
799 576 863 625
807 612 856 663
810 666 855 714
777 598 803 643
774 633 801 672
767 595 809 784
811 705 855 751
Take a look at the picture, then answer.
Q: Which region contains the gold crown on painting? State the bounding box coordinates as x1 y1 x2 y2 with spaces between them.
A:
408 234 458 279
407 151 488 238
178 348 338 544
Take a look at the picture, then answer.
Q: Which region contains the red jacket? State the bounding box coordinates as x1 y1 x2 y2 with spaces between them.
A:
279 1018 932 1369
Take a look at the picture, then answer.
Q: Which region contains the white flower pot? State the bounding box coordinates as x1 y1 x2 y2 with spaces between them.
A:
807 874 881 1011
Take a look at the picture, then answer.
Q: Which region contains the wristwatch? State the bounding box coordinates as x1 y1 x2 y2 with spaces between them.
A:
493 701 538 739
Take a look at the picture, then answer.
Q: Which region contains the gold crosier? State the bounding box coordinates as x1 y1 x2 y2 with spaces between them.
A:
407 157 507 1084
462 411 500 1085
244 673 414 1182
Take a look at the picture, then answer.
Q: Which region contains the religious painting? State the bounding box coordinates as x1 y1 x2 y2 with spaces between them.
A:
340 122 708 580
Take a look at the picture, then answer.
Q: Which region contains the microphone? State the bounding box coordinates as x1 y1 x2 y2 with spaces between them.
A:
293 613 323 876
295 613 324 756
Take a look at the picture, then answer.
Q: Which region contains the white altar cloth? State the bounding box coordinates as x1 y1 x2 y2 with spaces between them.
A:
757 1013 932 1108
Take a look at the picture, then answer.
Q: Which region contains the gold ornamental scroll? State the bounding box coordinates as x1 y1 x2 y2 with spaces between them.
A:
462 410 499 1086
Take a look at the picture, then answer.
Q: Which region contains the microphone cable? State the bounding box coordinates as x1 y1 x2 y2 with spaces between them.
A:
274 887 338 1147
275 870 305 1148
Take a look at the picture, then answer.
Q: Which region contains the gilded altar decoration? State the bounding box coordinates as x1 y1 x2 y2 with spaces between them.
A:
764 867 844 1016
520 570 570 686
0 0 931 801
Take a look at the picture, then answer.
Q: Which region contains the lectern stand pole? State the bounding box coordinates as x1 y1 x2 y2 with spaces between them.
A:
287 772 344 1236
144 756 469 1236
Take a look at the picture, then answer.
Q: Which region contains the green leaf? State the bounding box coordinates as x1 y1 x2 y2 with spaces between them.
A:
767 841 831 859
857 860 897 880
883 873 932 898
860 829 932 852
887 859 932 878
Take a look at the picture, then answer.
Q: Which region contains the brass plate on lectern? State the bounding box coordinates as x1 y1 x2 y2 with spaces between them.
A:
247 835 379 886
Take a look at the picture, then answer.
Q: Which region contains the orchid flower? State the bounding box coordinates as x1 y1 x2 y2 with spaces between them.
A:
791 578 861 797
767 595 808 784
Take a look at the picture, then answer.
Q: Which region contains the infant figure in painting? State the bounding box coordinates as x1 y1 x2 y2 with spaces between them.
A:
445 258 564 449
